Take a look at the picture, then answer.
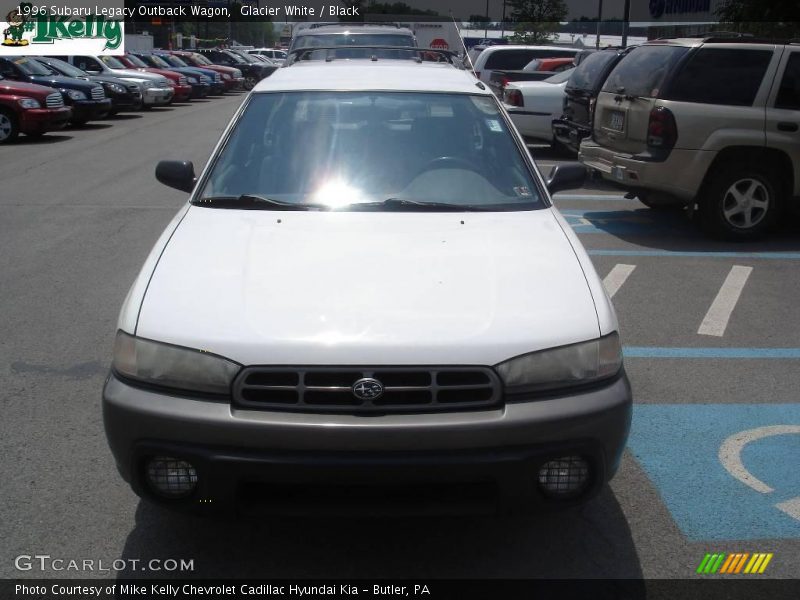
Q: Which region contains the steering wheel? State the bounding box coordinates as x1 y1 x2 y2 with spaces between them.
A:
424 156 483 173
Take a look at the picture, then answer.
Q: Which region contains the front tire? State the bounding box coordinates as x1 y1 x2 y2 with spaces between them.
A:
0 109 19 144
243 76 257 91
699 163 780 241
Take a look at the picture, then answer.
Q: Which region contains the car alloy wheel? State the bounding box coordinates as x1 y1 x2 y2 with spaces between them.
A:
244 76 257 90
722 177 770 229
0 111 17 143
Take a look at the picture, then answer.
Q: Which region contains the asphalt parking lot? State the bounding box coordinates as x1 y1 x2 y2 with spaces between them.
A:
1 92 799 582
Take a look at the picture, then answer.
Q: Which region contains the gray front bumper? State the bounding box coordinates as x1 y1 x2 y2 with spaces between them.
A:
102 372 632 513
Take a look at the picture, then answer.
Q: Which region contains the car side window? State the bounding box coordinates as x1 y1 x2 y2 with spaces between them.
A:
665 48 772 107
0 60 15 76
775 52 800 110
76 56 101 72
485 51 536 70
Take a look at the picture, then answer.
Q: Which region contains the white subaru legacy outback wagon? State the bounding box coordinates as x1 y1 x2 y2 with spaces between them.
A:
103 55 632 515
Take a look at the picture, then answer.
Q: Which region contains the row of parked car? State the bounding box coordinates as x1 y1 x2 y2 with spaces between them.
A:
490 38 800 241
0 47 280 144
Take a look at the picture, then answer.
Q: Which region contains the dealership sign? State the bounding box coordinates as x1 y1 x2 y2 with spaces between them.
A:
632 0 723 21
1 2 123 55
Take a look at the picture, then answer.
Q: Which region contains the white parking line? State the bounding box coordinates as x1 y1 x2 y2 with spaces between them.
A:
602 264 636 298
698 265 752 337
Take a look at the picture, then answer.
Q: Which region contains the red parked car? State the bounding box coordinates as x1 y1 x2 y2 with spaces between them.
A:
0 75 71 143
169 51 244 91
114 55 193 102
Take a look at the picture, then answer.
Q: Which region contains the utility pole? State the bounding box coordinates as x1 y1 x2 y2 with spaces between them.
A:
484 0 489 39
500 1 506 39
621 0 631 47
595 0 603 49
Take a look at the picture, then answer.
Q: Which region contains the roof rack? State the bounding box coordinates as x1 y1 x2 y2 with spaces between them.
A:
308 22 403 30
286 46 463 68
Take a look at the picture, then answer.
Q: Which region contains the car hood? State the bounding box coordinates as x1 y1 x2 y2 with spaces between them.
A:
28 75 95 90
108 68 164 81
136 207 600 366
0 79 57 97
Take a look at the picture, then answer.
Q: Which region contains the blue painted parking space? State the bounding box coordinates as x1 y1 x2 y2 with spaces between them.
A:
628 404 800 541
560 209 686 235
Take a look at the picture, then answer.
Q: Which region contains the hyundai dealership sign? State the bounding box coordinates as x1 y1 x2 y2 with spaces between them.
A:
633 0 723 22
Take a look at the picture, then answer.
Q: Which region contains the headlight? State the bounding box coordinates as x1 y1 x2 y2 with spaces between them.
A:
495 332 622 392
187 76 198 84
112 331 241 395
107 83 125 94
66 89 86 100
233 69 242 78
18 98 41 109
222 73 231 80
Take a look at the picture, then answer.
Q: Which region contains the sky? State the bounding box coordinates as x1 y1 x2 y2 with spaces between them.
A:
399 0 628 21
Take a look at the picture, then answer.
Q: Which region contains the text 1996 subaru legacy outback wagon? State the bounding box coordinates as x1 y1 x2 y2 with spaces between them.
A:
103 53 632 516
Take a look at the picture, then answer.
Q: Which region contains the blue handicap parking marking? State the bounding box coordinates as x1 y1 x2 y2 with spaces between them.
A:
560 210 666 234
628 404 800 541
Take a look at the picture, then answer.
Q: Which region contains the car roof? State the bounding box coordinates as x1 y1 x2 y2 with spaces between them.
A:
295 25 414 36
253 61 492 95
478 45 578 54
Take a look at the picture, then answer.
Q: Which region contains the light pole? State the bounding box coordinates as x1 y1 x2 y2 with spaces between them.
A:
621 0 631 47
484 0 489 39
595 0 603 49
500 1 506 39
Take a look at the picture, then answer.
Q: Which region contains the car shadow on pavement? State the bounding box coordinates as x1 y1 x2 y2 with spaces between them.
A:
106 113 143 121
115 488 644 582
13 134 73 145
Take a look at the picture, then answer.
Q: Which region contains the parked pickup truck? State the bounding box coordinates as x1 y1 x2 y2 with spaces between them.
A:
489 57 576 97
0 75 71 143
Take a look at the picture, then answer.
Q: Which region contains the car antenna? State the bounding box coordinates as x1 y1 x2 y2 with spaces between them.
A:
454 15 475 73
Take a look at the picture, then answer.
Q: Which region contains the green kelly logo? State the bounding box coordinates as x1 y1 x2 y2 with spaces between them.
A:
17 3 123 50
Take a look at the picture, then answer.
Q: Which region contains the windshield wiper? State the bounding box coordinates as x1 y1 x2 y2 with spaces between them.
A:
193 195 329 211
349 198 492 212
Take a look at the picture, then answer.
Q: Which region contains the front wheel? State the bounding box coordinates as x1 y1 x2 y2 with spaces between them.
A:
700 164 780 241
0 109 19 144
243 76 257 91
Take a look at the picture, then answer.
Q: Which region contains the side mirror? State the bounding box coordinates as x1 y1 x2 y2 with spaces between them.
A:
546 163 586 195
155 160 196 193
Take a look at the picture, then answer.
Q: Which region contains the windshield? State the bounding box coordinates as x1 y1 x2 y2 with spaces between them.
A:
13 57 53 76
161 55 188 67
124 54 148 68
229 51 258 64
200 92 542 211
38 57 87 77
100 56 125 69
602 45 689 98
295 33 415 49
191 54 213 65
145 55 170 68
544 69 574 84
567 50 617 91
222 51 248 64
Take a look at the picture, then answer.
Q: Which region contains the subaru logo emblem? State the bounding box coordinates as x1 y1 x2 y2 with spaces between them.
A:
352 378 384 401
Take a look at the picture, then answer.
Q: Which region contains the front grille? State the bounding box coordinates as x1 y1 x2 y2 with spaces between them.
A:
178 75 188 85
45 92 64 108
213 73 221 82
233 366 502 414
156 79 169 89
90 86 105 100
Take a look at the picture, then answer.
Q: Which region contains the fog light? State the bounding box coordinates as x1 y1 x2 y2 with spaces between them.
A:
538 456 590 497
145 456 197 498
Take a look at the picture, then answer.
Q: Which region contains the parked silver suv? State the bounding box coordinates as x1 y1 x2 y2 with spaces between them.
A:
579 37 800 240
